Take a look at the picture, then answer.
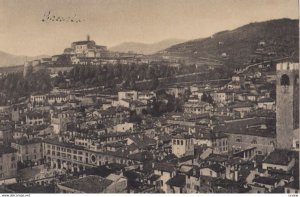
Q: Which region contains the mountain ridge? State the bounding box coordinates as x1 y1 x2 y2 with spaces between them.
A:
0 51 49 67
162 18 299 65
109 39 186 55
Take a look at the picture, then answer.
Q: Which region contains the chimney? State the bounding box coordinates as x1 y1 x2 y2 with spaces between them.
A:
87 34 90 41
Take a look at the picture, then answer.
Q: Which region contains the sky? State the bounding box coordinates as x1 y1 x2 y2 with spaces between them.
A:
0 0 299 56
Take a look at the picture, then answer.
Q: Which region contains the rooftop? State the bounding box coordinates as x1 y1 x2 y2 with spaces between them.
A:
263 149 294 166
166 174 186 188
59 175 113 193
252 176 279 186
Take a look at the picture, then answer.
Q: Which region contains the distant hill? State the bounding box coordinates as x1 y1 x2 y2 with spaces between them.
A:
162 18 299 65
0 51 49 67
109 39 186 55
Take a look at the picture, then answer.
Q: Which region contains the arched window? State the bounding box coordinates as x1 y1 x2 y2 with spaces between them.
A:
281 74 290 86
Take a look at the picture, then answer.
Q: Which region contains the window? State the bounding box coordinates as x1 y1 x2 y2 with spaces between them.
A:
281 74 290 86
187 183 190 188
0 165 2 170
173 140 176 145
181 140 183 145
236 137 242 142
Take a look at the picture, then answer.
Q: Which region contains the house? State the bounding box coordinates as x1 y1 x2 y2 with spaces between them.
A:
126 134 156 150
193 131 228 154
251 176 284 192
57 175 126 193
212 90 235 104
153 162 176 193
137 91 156 104
257 98 275 110
118 91 138 101
0 124 12 146
229 102 254 118
184 166 201 193
171 134 194 158
47 93 69 105
118 99 147 115
11 137 43 165
0 145 17 182
284 181 299 193
92 107 130 124
25 111 48 125
50 110 74 134
231 74 245 83
183 101 213 115
166 86 185 98
30 93 47 105
199 163 226 178
218 117 276 155
166 174 186 193
262 149 296 172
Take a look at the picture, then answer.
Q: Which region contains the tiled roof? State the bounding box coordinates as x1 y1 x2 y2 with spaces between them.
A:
59 175 113 193
201 163 226 173
216 117 276 137
154 162 176 173
263 149 293 166
252 176 279 186
166 174 186 187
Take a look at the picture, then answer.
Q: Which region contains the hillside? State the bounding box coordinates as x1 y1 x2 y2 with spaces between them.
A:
0 51 49 67
162 18 299 65
109 39 185 55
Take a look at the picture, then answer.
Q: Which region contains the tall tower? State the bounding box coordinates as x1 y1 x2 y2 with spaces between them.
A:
276 62 299 149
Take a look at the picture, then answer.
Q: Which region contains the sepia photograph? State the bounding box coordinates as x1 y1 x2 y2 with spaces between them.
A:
0 0 299 195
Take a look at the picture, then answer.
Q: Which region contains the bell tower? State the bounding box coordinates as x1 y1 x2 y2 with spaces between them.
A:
276 62 299 149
